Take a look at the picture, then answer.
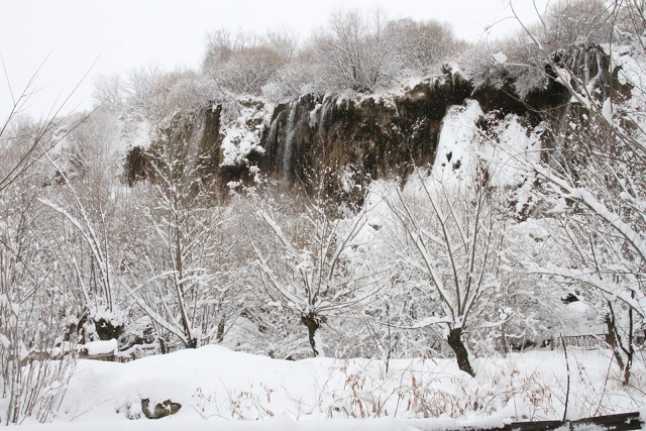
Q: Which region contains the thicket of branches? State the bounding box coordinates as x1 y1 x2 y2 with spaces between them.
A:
91 8 465 115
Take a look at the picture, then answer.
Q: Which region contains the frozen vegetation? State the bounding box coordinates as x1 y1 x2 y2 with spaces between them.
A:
1 1 645 429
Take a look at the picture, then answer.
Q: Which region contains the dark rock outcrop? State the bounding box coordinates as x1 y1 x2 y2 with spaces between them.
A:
141 398 182 419
125 44 624 204
256 65 572 204
124 104 225 191
259 73 473 203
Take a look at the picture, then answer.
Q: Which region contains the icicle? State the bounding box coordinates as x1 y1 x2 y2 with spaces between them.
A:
266 113 281 160
283 101 298 179
317 94 335 141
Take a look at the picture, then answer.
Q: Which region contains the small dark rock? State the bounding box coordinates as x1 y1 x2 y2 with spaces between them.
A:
141 398 182 419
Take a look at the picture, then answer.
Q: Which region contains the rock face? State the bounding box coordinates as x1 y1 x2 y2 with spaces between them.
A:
123 104 224 190
141 398 182 419
255 68 568 204
260 71 474 203
125 44 623 203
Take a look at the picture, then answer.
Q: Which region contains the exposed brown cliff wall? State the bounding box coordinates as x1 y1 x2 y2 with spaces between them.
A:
125 44 625 205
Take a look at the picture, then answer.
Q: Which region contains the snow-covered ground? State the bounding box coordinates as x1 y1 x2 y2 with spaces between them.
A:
11 346 645 430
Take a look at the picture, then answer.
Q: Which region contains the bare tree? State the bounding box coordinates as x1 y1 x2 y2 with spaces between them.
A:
0 164 76 425
0 62 90 424
124 145 229 349
542 0 614 48
39 158 122 339
312 9 393 92
202 29 292 96
385 18 463 75
0 61 90 194
92 74 127 112
388 179 502 377
252 187 381 357
508 0 646 384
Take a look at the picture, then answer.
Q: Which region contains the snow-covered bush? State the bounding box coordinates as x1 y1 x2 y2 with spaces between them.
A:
121 141 233 349
0 182 76 425
202 29 293 96
388 178 508 376
125 68 227 122
262 58 319 102
251 183 381 357
310 9 396 93
385 18 464 77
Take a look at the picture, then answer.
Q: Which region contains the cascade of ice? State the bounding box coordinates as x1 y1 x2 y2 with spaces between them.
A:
317 94 335 140
283 101 298 179
266 112 281 160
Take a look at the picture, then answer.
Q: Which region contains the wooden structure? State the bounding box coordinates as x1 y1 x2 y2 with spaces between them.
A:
436 412 642 431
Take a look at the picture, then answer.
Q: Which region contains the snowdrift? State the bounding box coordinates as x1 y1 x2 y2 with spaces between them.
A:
13 346 645 430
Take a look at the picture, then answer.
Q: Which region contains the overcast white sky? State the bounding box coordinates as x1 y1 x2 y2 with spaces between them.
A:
0 0 547 121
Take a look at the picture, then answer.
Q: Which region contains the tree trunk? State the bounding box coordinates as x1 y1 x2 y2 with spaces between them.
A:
604 307 626 372
216 318 225 343
186 337 198 349
307 324 319 357
623 355 633 386
301 313 325 357
501 325 509 355
623 302 634 386
447 328 475 377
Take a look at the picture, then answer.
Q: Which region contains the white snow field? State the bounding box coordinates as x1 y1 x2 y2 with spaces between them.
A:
11 345 646 430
